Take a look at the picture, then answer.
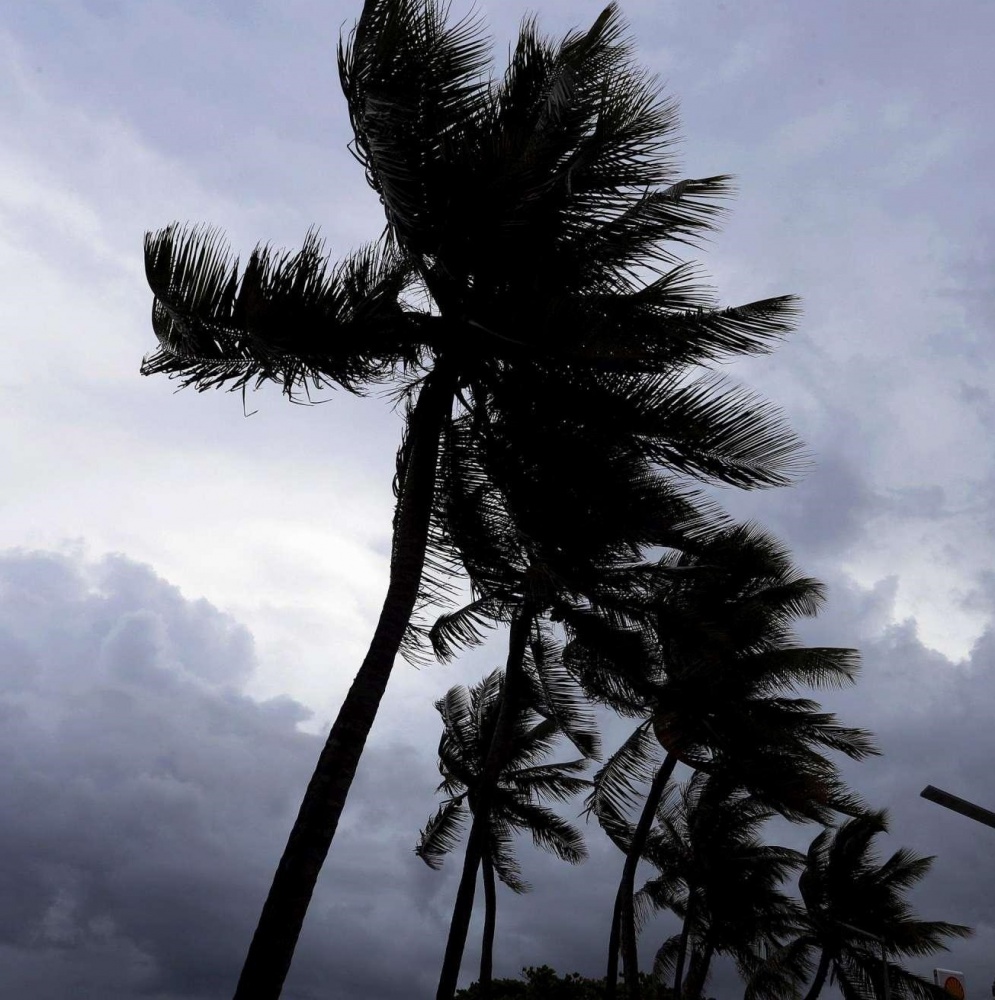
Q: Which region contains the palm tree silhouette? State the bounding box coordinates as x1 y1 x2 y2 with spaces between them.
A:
637 773 804 1000
417 668 590 997
141 2 804 994
569 525 876 999
426 405 726 999
754 810 972 1000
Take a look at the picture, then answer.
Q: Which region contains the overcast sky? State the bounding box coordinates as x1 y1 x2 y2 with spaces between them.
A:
2 1 994 997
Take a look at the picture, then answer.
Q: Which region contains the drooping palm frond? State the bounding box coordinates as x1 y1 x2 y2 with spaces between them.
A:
416 797 470 870
436 683 479 767
734 700 878 762
142 226 419 394
651 932 685 984
585 720 663 830
503 798 588 865
428 596 507 662
743 936 815 1000
523 627 601 760
488 816 531 894
622 371 807 488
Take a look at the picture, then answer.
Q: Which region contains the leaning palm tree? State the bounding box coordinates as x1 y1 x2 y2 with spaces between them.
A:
417 669 590 997
142 2 804 994
570 525 877 999
751 811 972 1000
637 773 804 1000
426 408 726 999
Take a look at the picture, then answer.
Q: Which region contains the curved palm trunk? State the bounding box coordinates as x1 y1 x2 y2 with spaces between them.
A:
672 897 696 1000
479 854 497 999
605 752 679 1000
232 371 453 1000
801 950 831 1000
683 940 715 1000
436 608 533 1000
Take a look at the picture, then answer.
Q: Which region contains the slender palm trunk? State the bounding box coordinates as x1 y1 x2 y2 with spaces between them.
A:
232 371 453 1000
672 898 695 1000
682 940 714 1000
605 751 678 1000
801 950 831 1000
479 855 497 998
435 608 533 1000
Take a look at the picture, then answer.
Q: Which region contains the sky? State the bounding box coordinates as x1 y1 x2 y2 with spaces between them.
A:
1 0 994 997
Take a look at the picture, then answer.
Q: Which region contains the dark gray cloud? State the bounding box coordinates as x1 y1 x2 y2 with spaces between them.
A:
0 553 992 998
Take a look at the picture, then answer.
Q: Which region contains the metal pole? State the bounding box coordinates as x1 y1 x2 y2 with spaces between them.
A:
921 785 995 829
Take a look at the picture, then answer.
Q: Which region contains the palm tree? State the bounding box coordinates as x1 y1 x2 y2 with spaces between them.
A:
141 2 804 994
426 408 727 999
569 525 877 999
636 773 805 1000
416 669 590 997
753 811 972 1000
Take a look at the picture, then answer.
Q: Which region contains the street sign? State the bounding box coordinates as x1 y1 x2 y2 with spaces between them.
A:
934 969 966 998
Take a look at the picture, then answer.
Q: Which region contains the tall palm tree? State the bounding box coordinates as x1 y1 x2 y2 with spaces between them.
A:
752 811 972 1000
569 525 877 999
141 2 804 994
416 669 590 997
636 773 804 1000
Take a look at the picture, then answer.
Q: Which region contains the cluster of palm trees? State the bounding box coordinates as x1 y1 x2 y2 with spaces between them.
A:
417 528 969 999
139 1 969 998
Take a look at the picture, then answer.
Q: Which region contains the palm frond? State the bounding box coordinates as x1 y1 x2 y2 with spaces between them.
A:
743 937 815 1000
428 596 504 662
415 797 469 869
436 682 479 764
503 799 588 865
524 628 602 759
488 816 531 893
585 720 664 828
505 760 590 803
143 226 417 394
627 371 806 488
339 0 494 253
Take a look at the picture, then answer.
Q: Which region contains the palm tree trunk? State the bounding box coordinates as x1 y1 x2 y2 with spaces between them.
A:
683 940 714 1000
479 854 497 999
435 608 533 1000
801 950 831 1000
606 751 679 1000
672 898 695 1000
232 371 453 1000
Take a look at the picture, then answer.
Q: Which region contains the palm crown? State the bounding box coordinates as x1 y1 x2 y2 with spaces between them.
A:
767 810 973 1000
417 668 590 888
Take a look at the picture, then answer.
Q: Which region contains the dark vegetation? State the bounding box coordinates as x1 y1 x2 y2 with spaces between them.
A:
139 0 972 997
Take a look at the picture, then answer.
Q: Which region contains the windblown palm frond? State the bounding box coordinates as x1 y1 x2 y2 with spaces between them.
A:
417 797 470 870
339 0 494 257
523 627 602 760
142 226 419 394
585 720 663 833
